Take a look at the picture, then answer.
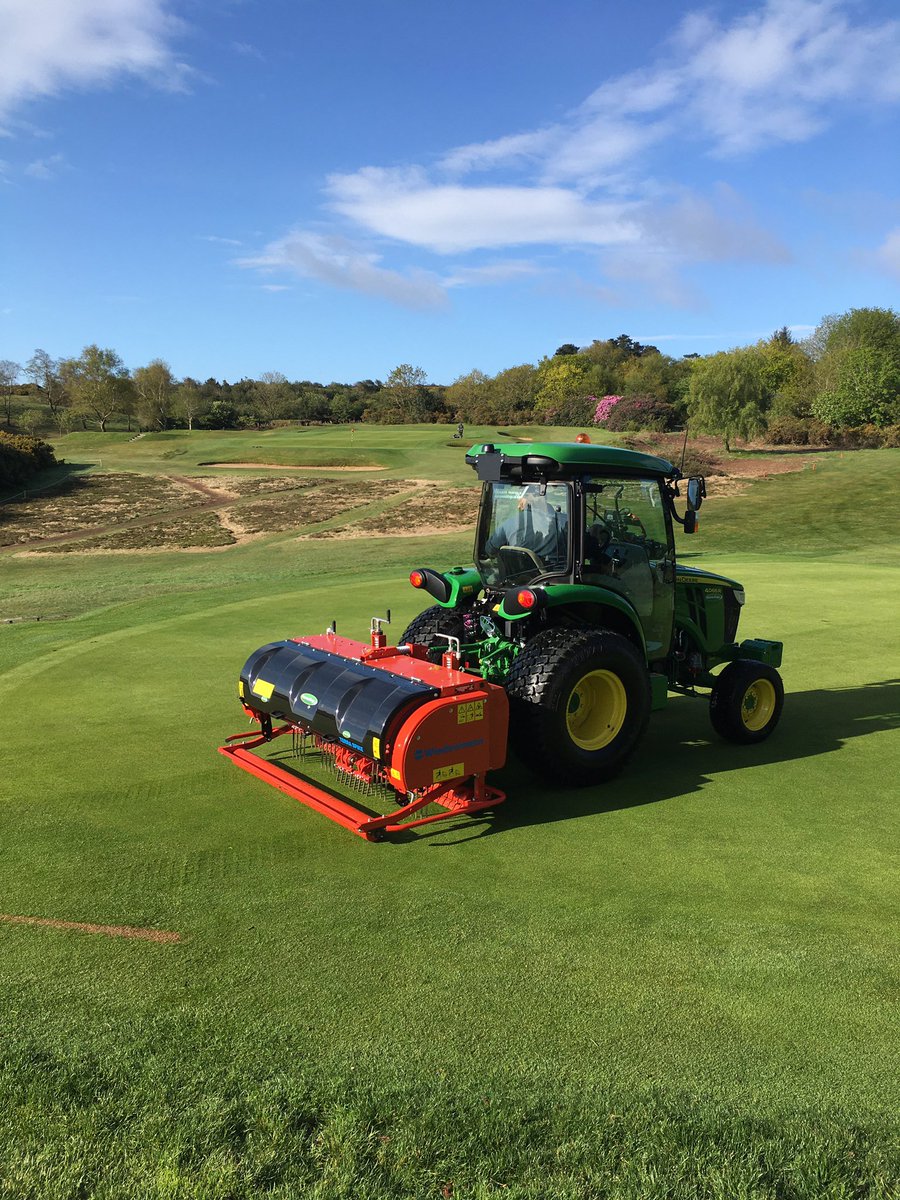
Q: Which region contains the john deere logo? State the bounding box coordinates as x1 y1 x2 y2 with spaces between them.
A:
300 692 318 706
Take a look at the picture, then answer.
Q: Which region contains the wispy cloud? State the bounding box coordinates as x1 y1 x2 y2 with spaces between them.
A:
200 234 243 246
0 0 191 123
242 1 900 310
237 231 448 311
24 152 67 179
869 227 900 281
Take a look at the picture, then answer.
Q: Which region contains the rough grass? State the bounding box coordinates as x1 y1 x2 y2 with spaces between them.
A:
0 427 898 1198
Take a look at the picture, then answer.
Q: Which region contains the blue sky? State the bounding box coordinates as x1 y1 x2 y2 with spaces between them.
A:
2 0 899 384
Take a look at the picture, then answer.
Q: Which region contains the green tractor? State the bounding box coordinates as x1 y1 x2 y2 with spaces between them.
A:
400 440 784 786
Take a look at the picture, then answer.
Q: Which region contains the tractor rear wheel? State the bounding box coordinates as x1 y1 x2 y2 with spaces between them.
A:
505 628 651 786
709 660 784 744
399 605 466 663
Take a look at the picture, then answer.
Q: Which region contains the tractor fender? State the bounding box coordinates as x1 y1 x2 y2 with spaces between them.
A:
409 566 481 608
498 584 647 658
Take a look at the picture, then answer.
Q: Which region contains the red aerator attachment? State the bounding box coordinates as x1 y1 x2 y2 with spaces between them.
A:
219 627 508 841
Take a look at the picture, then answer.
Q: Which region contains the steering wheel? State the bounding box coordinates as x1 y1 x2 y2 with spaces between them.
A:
499 544 546 576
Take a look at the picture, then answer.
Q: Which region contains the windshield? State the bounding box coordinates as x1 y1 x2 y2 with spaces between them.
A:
475 481 571 587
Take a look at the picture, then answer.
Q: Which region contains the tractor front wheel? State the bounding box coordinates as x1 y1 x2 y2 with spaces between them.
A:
709 660 784 744
399 605 466 663
505 628 651 786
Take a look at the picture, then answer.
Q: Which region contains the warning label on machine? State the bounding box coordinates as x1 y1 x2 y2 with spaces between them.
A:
457 700 484 725
433 762 464 783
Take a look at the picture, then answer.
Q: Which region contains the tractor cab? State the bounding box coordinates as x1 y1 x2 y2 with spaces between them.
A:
470 442 681 659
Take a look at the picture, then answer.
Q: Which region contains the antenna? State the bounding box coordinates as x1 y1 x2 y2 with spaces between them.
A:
679 426 689 475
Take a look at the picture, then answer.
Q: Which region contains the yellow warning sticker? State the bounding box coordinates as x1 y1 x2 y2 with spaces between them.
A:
433 762 464 784
238 680 245 699
251 678 275 702
390 767 402 782
372 737 381 760
457 700 484 725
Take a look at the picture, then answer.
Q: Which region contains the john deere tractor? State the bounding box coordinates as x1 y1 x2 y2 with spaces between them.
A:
222 440 785 840
400 440 784 786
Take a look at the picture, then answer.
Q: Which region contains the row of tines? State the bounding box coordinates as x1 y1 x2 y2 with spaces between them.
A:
290 726 397 799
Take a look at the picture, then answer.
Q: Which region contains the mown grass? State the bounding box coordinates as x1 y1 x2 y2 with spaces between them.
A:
0 427 898 1197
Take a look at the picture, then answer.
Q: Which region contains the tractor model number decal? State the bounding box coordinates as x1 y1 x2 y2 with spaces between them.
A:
414 738 484 761
433 762 464 784
457 700 484 725
252 678 275 701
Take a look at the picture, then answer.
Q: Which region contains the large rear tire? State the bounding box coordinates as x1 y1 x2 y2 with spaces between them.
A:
505 628 651 786
709 660 784 744
399 605 467 663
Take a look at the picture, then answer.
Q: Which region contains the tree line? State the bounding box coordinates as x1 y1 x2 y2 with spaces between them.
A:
1 307 898 448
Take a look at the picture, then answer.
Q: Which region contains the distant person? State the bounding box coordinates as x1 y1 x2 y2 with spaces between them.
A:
455 422 464 439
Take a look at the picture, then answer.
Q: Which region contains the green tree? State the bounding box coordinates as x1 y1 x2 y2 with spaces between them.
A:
446 369 491 423
369 364 433 423
0 359 20 426
173 380 207 431
812 348 899 428
687 349 768 451
534 355 596 421
62 345 130 432
133 359 176 430
19 409 45 438
553 343 579 357
249 371 293 427
490 364 538 423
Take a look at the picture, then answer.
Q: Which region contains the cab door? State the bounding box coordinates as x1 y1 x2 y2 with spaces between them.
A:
581 476 676 660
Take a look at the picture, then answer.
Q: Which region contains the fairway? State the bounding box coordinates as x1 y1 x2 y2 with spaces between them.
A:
1 427 899 1198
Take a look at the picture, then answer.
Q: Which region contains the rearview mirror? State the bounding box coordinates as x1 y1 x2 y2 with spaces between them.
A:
687 477 706 511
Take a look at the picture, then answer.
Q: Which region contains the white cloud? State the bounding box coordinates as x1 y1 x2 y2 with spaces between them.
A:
327 167 640 254
870 227 900 280
24 152 66 179
0 0 189 121
237 231 448 311
442 261 543 288
240 1 900 310
200 234 243 246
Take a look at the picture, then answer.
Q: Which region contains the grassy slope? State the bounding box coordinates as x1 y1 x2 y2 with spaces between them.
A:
1 428 899 1198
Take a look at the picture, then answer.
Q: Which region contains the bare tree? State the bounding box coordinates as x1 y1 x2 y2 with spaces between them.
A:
25 349 68 427
0 359 21 426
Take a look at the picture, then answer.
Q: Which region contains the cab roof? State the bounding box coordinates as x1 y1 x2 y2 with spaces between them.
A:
465 441 676 480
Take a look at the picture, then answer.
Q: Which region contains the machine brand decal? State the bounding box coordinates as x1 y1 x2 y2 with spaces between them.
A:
457 700 484 725
433 762 464 784
252 678 275 701
414 738 484 761
340 736 364 752
300 692 318 706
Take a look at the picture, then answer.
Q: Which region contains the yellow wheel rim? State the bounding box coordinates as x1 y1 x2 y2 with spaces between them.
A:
740 678 777 732
566 670 627 751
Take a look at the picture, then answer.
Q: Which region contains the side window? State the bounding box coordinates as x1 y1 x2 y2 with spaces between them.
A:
582 478 675 656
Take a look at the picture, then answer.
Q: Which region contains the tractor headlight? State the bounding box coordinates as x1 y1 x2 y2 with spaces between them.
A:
732 588 746 606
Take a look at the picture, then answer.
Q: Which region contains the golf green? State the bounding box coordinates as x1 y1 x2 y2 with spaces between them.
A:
1 430 898 1198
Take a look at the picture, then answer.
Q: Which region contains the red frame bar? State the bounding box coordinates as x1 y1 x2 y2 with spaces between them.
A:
219 724 505 841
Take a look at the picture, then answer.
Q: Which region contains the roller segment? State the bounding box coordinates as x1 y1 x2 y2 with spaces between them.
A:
239 638 439 758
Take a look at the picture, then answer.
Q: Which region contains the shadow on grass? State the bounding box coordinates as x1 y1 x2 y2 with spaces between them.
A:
420 677 900 844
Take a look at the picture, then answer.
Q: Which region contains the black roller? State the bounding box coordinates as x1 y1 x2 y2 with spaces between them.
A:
239 640 438 759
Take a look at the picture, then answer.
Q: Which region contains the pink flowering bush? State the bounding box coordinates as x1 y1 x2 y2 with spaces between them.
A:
593 395 622 425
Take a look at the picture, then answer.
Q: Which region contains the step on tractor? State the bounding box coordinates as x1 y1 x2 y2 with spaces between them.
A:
220 441 784 840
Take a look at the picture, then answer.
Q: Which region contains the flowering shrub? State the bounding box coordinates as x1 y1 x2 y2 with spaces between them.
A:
602 395 678 432
593 395 622 425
